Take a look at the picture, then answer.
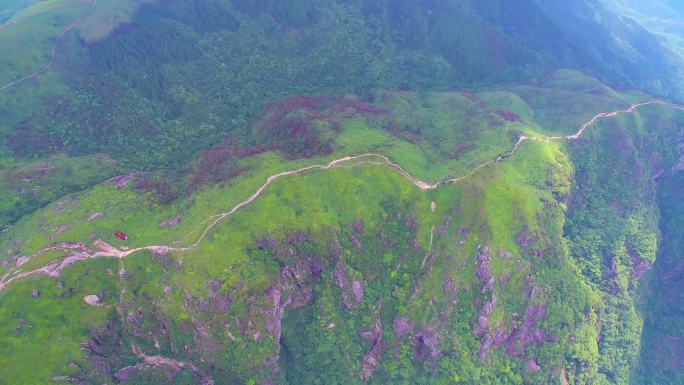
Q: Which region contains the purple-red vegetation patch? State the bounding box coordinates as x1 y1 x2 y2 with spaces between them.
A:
188 137 275 192
494 109 522 122
255 95 387 159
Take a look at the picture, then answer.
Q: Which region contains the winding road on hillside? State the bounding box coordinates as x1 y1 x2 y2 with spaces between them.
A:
2 100 683 292
0 0 97 91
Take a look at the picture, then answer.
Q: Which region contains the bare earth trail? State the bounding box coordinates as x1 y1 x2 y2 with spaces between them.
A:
0 0 83 31
0 0 97 91
1 100 683 292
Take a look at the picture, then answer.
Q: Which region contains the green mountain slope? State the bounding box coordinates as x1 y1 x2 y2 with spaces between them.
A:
2 70 684 384
3 1 684 385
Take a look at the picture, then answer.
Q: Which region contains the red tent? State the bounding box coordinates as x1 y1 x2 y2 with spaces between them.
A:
115 231 128 241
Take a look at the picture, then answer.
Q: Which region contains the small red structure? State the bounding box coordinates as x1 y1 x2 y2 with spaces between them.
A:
115 231 128 241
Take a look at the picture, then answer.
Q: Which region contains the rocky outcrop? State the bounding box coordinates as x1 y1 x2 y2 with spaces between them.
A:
54 224 71 235
630 255 651 279
526 359 542 373
280 257 320 308
333 263 363 309
413 325 441 361
114 366 138 382
160 216 182 227
392 317 413 340
475 246 493 291
473 246 498 360
15 319 25 333
504 304 548 358
352 218 365 234
84 295 100 306
360 319 383 382
263 287 284 342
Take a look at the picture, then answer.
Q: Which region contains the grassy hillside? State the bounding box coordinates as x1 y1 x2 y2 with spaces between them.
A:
2 70 684 384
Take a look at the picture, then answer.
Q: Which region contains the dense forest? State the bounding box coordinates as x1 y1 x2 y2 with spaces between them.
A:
2 0 681 170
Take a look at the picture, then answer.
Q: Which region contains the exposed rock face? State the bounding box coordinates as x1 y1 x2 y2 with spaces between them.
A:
31 289 41 298
630 255 651 279
470 244 550 363
360 319 383 382
113 175 131 189
204 280 232 314
516 230 531 250
88 212 104 222
114 366 138 382
605 255 619 280
352 280 364 305
473 245 496 356
443 274 456 295
504 304 548 358
350 235 362 248
393 317 413 340
15 319 26 333
526 359 542 373
516 227 547 259
214 292 233 314
256 235 326 370
54 224 71 235
475 246 493 290
159 216 182 227
378 232 395 249
290 231 308 243
352 218 366 235
413 326 441 361
263 287 284 342
280 258 318 308
499 249 513 260
196 298 209 313
333 263 363 309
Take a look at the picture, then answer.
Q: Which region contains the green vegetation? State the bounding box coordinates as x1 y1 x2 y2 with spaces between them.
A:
634 171 684 384
0 154 120 225
3 0 684 384
0 258 119 385
1 0 681 171
2 66 683 384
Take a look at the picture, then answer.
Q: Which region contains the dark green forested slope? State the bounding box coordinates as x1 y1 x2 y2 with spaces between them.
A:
635 171 684 385
2 0 681 172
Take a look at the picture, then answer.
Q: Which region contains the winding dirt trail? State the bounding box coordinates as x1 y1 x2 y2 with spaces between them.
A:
1 100 683 292
0 0 97 92
0 0 82 31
